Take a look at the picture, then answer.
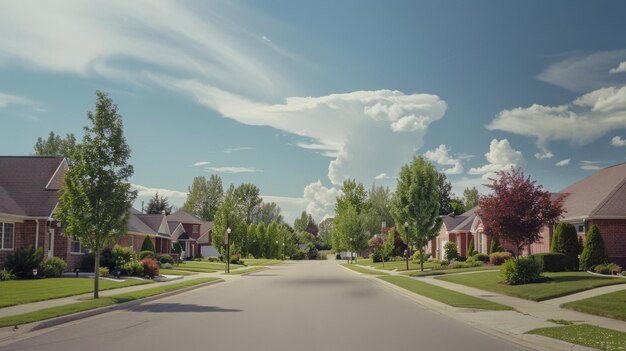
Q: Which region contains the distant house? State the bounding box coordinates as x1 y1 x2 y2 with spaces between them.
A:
431 207 484 260
167 210 205 258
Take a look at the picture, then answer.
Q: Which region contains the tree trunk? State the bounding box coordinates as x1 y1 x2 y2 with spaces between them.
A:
420 247 424 272
94 248 100 299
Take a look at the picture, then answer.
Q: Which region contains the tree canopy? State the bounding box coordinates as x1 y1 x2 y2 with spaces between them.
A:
463 187 480 209
145 191 173 215
34 131 78 161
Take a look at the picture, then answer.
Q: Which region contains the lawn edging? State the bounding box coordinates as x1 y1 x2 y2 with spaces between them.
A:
0 278 223 338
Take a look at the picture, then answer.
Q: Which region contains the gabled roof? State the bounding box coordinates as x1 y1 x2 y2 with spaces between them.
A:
128 213 156 235
442 214 468 232
560 162 626 220
200 221 213 236
197 231 211 244
135 213 170 238
0 156 67 217
167 210 204 224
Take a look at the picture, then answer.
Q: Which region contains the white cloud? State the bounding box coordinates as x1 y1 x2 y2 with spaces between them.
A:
534 151 554 160
580 161 603 171
193 161 210 167
206 166 260 173
223 147 254 153
262 180 341 224
423 144 466 175
374 173 392 180
468 139 525 179
555 159 570 167
488 86 626 156
609 61 626 74
0 91 32 108
131 183 188 210
611 136 626 147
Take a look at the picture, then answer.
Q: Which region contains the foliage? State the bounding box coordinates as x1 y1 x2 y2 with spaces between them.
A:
452 261 483 269
158 255 175 265
449 198 466 215
593 263 622 275
0 269 15 281
111 245 139 275
530 253 566 272
38 257 68 278
489 251 513 265
141 257 160 278
527 324 626 351
139 250 155 260
370 250 383 263
318 217 333 250
254 202 283 225
56 91 137 298
140 236 155 253
145 192 173 215
99 267 109 277
361 184 394 237
489 236 503 254
233 183 263 225
463 187 480 210
5 245 44 278
160 263 173 269
212 195 246 257
391 157 443 271
437 172 454 215
308 246 319 260
332 203 368 255
467 238 475 257
579 225 609 271
443 241 458 261
382 230 395 262
469 253 490 263
411 251 431 264
551 222 582 271
335 179 368 214
501 256 542 285
34 131 78 161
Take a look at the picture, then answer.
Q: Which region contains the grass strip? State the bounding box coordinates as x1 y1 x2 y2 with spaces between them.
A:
159 269 198 276
379 275 512 310
341 264 389 275
358 258 437 271
401 266 498 276
0 277 220 327
437 271 626 301
224 267 267 275
169 267 217 273
243 259 283 266
562 289 626 321
0 278 151 308
527 324 626 351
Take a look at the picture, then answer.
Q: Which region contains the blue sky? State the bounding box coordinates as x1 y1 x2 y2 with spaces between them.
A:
1 0 626 224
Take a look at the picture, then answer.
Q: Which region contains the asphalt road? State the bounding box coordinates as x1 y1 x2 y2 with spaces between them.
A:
4 261 526 351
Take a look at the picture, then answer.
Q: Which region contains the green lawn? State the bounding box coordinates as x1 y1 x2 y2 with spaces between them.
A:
562 289 626 321
379 276 512 310
243 259 283 266
359 258 437 271
0 278 151 308
438 271 626 301
159 269 198 276
401 265 499 277
0 277 220 327
224 267 267 275
527 324 626 351
341 264 389 275
173 261 244 273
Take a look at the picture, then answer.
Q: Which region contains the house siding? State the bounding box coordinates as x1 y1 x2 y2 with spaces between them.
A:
588 219 626 267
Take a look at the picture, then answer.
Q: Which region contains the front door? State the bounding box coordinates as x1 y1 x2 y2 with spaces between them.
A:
47 229 55 258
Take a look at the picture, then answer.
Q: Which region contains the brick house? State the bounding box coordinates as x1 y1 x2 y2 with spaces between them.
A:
167 210 204 258
430 207 487 260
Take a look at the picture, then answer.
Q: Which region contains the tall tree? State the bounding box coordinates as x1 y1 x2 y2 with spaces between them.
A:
56 91 137 298
206 174 224 221
362 185 394 237
478 168 564 258
463 187 480 209
34 131 78 161
145 192 173 215
437 172 453 215
332 203 367 263
212 196 246 257
391 156 443 271
234 183 262 224
254 202 283 225
335 179 368 214
318 217 333 249
182 176 211 220
294 211 313 233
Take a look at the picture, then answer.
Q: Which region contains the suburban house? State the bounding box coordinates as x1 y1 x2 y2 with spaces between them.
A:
0 156 174 271
197 221 218 257
167 210 206 258
431 207 484 260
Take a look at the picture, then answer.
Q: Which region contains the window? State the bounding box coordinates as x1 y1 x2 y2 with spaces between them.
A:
0 222 14 250
192 225 199 234
70 236 87 254
577 224 585 233
128 236 134 249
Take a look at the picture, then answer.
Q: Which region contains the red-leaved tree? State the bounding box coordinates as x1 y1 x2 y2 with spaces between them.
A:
478 168 564 258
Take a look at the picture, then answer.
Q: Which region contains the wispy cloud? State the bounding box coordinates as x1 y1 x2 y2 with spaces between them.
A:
206 166 260 173
0 91 32 108
609 61 626 74
579 160 610 171
131 183 188 209
611 136 626 147
193 161 210 167
223 147 254 153
374 173 394 180
555 159 570 167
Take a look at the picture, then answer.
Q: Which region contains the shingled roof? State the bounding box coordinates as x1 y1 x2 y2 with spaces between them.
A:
560 162 626 220
167 210 203 224
0 156 67 217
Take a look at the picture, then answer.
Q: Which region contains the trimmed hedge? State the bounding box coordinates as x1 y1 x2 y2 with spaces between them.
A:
141 236 156 253
529 253 566 272
489 251 513 265
579 225 609 271
501 257 542 285
551 222 582 271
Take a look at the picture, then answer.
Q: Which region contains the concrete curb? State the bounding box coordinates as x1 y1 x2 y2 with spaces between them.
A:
0 279 224 344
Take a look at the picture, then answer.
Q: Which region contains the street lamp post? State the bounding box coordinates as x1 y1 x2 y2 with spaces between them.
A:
349 237 353 264
225 227 231 273
282 242 285 260
404 222 409 271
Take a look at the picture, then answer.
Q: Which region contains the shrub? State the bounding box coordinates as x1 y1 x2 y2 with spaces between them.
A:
529 253 566 272
551 222 582 271
141 257 160 278
119 259 143 276
456 256 467 262
336 253 341 259
489 236 503 253
579 225 609 271
467 238 475 257
291 251 306 260
489 251 513 265
501 256 542 285
371 250 383 263
470 253 490 263
0 269 15 281
112 245 137 266
158 255 175 265
140 236 156 253
411 251 431 264
207 257 220 262
194 257 202 262
160 263 173 269
99 267 110 277
5 245 44 278
452 261 483 269
139 250 155 260
308 247 319 260
593 263 622 275
38 257 68 277
230 253 242 264
444 241 458 261
80 246 115 273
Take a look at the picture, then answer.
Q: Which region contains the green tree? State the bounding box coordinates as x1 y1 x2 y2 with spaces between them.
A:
382 230 395 269
206 174 224 221
294 211 313 233
182 176 211 220
450 198 466 215
141 236 155 253
34 131 78 161
255 202 283 225
212 196 246 257
437 172 453 215
255 222 267 258
335 179 368 214
489 236 503 254
56 91 137 298
391 156 443 271
579 225 609 271
463 187 480 209
247 223 259 258
551 222 582 271
467 238 475 257
266 221 280 258
318 217 333 250
145 192 173 215
444 241 459 261
234 183 262 224
332 203 367 263
362 185 394 237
